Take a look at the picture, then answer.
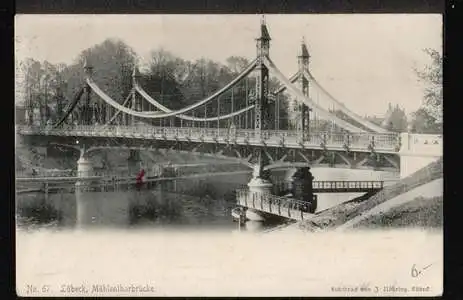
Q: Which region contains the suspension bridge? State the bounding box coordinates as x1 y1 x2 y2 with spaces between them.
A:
16 18 442 221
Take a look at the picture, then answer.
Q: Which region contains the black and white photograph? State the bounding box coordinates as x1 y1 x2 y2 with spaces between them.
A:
14 14 443 297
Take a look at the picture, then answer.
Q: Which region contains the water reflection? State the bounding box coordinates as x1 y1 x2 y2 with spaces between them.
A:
16 193 63 226
16 173 263 230
16 169 399 231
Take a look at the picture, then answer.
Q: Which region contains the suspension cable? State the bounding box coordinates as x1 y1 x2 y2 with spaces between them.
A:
274 93 277 130
89 78 254 121
263 56 366 133
105 90 133 125
245 77 248 129
304 69 388 133
277 92 280 130
54 86 85 128
231 86 234 126
204 102 207 128
217 94 220 129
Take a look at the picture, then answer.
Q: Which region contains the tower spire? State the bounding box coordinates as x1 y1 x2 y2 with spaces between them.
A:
298 36 310 72
298 37 310 59
296 36 310 141
256 15 271 58
258 16 271 42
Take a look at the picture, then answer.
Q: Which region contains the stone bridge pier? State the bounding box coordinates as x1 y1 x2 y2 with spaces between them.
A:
288 166 317 213
398 132 442 178
244 156 318 226
75 145 94 190
245 149 273 224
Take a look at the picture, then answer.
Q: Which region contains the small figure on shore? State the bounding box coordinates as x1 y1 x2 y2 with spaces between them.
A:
136 168 145 189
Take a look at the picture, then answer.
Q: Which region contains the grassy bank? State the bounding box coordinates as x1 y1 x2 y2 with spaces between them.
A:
353 195 443 229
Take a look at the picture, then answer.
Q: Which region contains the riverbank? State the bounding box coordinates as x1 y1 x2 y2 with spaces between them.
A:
15 141 250 176
353 194 443 229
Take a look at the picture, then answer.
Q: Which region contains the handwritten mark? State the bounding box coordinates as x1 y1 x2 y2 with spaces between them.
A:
411 263 433 278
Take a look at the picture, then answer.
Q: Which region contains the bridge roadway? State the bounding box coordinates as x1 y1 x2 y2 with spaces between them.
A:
16 125 399 153
237 188 314 221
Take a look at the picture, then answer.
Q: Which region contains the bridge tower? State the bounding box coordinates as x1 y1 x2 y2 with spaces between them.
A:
82 58 95 125
251 16 272 180
246 16 273 223
297 37 311 141
254 15 271 136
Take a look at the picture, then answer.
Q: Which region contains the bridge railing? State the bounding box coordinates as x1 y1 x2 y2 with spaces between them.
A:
312 180 384 190
17 125 400 152
272 180 384 194
236 188 314 220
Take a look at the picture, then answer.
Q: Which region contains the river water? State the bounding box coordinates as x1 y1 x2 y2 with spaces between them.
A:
16 168 399 230
16 168 443 297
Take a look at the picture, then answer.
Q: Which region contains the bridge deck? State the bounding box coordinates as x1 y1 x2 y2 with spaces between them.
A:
237 180 384 221
237 189 315 221
16 125 399 153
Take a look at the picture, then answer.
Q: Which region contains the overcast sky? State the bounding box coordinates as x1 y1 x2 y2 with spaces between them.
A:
15 14 442 116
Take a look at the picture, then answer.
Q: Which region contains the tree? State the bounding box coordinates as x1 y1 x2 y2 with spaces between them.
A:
58 39 137 124
410 108 442 134
415 48 442 124
144 49 189 109
226 56 250 74
17 58 65 124
388 104 407 132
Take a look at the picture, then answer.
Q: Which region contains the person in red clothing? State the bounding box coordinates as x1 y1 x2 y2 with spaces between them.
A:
136 169 145 189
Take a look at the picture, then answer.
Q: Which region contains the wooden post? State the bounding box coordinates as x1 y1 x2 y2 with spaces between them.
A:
44 182 49 199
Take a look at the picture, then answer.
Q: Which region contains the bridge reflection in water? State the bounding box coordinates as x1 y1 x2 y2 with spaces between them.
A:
17 184 239 230
16 168 398 231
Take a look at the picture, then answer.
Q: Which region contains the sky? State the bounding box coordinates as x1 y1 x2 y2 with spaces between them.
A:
15 14 442 117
